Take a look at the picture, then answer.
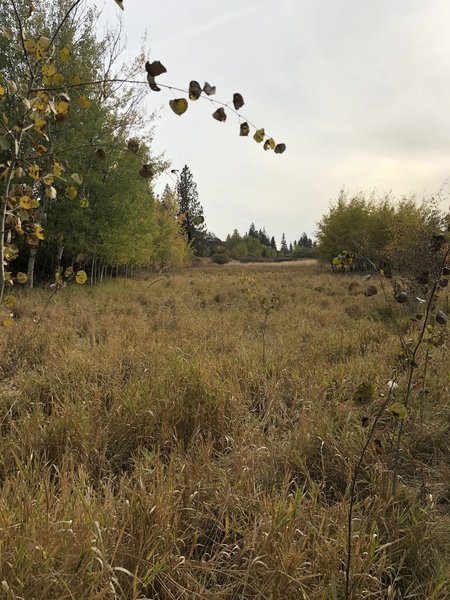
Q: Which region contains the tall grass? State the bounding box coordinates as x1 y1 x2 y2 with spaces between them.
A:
0 263 448 599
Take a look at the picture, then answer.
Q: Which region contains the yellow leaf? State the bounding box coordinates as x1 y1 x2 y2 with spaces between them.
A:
78 95 91 109
42 63 56 77
53 73 65 87
37 36 51 50
34 45 44 60
16 272 28 284
56 100 70 115
64 266 73 277
65 186 77 200
253 128 265 143
70 75 81 86
2 318 14 328
42 174 54 186
34 117 46 134
388 403 408 420
75 270 88 284
3 295 15 309
80 197 89 208
59 47 71 62
35 225 45 240
24 39 36 53
169 98 188 116
31 198 39 208
0 85 5 97
52 162 63 176
19 195 32 209
263 138 276 151
28 165 42 180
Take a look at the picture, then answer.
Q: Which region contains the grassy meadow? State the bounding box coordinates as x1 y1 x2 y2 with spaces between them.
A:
0 261 449 599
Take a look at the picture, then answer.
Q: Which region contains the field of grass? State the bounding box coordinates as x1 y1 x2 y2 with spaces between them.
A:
0 262 449 599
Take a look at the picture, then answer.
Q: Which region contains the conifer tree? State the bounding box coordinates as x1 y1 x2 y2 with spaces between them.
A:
176 165 205 250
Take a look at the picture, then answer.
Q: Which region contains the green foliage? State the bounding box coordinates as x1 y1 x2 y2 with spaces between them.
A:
317 191 446 277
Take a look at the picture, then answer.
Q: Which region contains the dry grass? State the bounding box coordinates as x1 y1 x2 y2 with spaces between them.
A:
0 263 449 599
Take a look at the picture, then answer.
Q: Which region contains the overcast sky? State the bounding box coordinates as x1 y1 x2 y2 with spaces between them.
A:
96 0 450 243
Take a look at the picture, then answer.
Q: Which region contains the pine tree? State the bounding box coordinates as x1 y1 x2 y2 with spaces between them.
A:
270 236 277 251
176 165 206 250
280 233 288 255
248 222 258 238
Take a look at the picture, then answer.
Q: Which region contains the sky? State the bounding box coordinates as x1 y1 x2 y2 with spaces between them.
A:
96 0 450 243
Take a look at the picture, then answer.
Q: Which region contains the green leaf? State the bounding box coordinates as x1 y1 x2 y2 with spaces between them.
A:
189 81 202 101
263 138 276 151
274 143 286 154
240 122 250 136
233 93 244 111
388 403 408 420
212 107 227 122
253 128 265 143
169 98 188 116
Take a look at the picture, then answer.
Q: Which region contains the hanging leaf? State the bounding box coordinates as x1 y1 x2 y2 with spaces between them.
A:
212 107 227 122
274 143 286 154
145 61 167 77
71 173 83 185
263 138 276 151
42 63 56 77
45 186 57 199
203 82 216 96
78 95 91 109
253 128 265 143
59 47 71 62
52 162 63 176
34 225 45 240
114 0 124 10
19 196 32 209
95 148 106 161
75 270 88 284
240 122 250 136
28 165 42 180
353 382 375 407
65 187 77 200
189 80 202 101
56 100 70 116
37 36 51 51
233 93 244 111
53 73 65 87
147 73 161 92
169 98 188 116
388 403 408 420
127 139 140 153
16 272 28 284
139 164 154 179
3 295 15 310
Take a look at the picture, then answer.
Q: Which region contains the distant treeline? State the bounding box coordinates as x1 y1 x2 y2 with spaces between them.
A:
202 224 316 264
